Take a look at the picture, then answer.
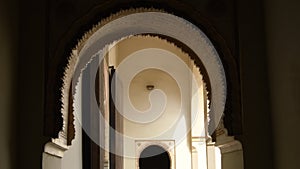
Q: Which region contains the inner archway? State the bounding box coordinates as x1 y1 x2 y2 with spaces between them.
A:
43 8 244 169
139 145 170 169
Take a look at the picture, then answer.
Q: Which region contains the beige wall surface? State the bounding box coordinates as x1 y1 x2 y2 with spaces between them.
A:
222 151 243 169
109 36 208 169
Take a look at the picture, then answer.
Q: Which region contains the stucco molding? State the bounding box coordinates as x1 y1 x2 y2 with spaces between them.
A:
49 8 227 153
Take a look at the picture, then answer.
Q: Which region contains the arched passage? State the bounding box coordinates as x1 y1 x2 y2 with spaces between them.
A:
43 8 244 169
139 145 170 169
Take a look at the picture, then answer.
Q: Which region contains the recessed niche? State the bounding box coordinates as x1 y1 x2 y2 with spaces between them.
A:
135 140 175 169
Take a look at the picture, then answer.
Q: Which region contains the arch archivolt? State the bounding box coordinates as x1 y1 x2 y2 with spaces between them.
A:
44 8 227 157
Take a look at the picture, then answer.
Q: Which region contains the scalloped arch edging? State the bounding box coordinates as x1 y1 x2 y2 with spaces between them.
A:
56 8 226 151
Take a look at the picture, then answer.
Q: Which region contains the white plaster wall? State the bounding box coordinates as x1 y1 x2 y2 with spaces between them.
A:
192 148 198 169
109 36 205 169
207 145 216 169
191 65 206 137
61 117 82 169
122 67 192 169
43 153 62 169
61 76 82 169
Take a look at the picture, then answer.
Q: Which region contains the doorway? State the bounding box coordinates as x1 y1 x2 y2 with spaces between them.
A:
139 145 171 169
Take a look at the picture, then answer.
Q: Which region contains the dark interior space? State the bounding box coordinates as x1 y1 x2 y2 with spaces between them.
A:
139 145 171 169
